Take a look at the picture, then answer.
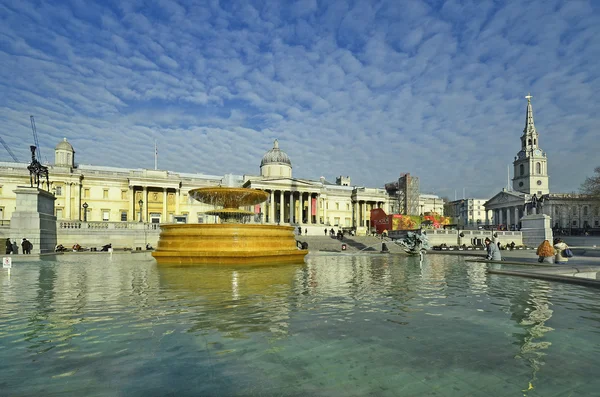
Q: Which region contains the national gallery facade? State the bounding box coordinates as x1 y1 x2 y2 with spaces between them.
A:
0 138 390 233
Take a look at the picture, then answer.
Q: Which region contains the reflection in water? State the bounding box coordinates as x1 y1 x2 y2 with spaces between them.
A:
158 264 302 338
1 254 599 396
509 282 554 393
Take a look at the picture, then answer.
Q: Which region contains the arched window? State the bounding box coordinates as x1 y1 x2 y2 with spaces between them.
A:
528 139 532 145
536 162 541 174
520 164 524 176
584 206 588 216
534 139 536 145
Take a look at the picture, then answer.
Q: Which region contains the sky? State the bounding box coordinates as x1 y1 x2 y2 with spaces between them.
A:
1 0 599 200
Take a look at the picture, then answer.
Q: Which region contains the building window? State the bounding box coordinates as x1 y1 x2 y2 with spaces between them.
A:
520 164 524 176
56 208 63 219
121 190 128 200
103 189 109 199
346 204 350 211
584 206 588 216
84 188 90 198
595 221 599 226
102 210 110 221
198 215 204 224
572 206 577 216
572 220 577 226
336 203 339 210
536 162 541 174
121 211 127 222
55 186 62 196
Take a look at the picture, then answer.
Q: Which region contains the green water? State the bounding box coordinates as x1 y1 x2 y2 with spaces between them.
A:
1 253 599 396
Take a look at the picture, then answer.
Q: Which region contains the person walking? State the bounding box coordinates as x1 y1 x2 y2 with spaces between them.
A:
553 238 570 264
485 237 501 261
536 240 555 263
5 238 12 254
324 228 327 236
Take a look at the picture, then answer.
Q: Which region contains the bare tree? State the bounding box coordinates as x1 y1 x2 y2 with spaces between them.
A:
580 166 600 198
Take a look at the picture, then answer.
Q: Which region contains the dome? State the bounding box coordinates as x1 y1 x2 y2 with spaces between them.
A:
55 138 74 152
260 139 292 167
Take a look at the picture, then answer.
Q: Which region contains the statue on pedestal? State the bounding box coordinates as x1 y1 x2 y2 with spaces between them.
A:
26 145 49 190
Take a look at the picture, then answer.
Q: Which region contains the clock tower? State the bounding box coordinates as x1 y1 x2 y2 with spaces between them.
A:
512 94 549 195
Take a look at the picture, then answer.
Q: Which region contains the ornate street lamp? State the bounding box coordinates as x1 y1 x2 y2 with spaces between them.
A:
82 202 88 222
139 199 144 223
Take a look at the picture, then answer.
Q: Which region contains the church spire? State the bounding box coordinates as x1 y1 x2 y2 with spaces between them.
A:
523 93 536 135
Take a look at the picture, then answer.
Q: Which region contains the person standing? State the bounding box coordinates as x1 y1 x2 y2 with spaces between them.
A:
553 238 569 264
22 238 32 255
485 237 501 261
324 228 327 236
5 238 12 254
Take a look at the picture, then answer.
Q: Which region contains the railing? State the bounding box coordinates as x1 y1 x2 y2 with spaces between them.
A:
58 221 162 230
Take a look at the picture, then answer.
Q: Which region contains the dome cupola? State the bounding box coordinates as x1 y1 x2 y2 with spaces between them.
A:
260 139 292 178
54 137 75 167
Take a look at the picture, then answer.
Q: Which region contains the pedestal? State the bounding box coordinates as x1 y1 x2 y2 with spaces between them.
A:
520 214 553 248
10 187 57 254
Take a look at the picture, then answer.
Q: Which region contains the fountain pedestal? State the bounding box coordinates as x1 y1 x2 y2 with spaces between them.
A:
152 187 308 265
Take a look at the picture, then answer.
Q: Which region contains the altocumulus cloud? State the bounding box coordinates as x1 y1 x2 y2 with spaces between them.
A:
0 0 599 199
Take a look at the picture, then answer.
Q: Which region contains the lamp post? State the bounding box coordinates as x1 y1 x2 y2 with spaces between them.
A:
82 202 88 222
139 199 144 223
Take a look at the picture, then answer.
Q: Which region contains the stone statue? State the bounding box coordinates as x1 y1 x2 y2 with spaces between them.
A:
26 145 49 190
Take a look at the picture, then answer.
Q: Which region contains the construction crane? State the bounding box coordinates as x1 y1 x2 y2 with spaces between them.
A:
0 136 20 162
30 115 41 160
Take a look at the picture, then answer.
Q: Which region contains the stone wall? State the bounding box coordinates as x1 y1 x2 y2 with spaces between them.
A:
9 187 57 254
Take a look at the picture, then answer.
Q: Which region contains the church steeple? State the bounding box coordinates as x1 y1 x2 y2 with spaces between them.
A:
512 94 549 195
524 93 536 134
521 93 539 150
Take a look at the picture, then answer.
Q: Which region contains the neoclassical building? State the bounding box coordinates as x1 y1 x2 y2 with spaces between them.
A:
0 138 390 233
243 139 389 231
485 95 600 234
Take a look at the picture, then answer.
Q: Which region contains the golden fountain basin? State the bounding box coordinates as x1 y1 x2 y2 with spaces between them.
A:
152 224 308 265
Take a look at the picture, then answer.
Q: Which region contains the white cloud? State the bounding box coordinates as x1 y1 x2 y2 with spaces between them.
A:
0 0 599 200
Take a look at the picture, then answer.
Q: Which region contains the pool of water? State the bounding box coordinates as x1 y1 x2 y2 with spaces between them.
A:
1 253 599 396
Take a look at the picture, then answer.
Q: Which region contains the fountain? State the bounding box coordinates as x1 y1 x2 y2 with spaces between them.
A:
151 187 308 265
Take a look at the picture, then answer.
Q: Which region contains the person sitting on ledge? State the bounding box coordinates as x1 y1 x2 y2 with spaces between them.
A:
100 243 112 252
485 238 502 261
72 243 82 252
146 243 154 250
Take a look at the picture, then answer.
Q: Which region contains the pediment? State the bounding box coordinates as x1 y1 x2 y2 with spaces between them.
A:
245 178 318 189
485 190 525 208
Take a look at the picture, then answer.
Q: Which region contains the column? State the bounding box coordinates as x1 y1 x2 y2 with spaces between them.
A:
65 182 72 220
260 202 265 224
354 201 358 227
307 193 312 224
142 186 148 222
279 190 284 224
269 190 275 224
485 210 489 225
514 207 520 227
315 194 320 224
175 188 180 215
131 187 136 221
323 196 328 225
77 183 82 221
290 193 295 224
505 207 511 228
498 208 503 226
162 188 168 223
299 192 304 223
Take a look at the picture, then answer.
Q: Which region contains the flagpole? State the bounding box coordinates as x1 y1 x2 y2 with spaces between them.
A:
154 140 158 170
